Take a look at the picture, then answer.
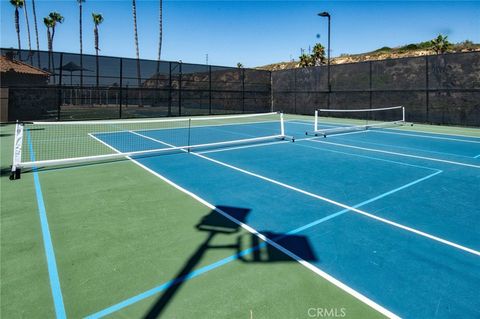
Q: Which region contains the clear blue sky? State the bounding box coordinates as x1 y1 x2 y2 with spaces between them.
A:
1 0 479 67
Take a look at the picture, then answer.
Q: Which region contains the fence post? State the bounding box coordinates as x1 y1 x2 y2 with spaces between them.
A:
178 62 182 116
168 62 172 116
209 65 212 115
270 71 273 112
241 68 245 113
119 58 123 118
57 53 63 120
294 68 297 114
369 60 373 110
425 55 429 123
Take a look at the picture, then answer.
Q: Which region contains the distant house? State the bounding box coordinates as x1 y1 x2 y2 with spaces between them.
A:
0 53 50 86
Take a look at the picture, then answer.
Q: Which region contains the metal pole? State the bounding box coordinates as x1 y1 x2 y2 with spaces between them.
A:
119 58 123 118
57 53 63 120
168 62 172 116
209 65 212 115
327 15 331 109
327 15 331 93
178 62 182 116
425 55 429 123
241 68 245 113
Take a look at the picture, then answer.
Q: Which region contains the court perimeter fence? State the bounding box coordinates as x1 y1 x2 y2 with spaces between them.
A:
1 48 479 126
272 51 480 126
1 49 271 121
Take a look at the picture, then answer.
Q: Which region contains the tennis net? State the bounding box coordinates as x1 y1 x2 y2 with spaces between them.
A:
306 106 408 137
11 112 288 179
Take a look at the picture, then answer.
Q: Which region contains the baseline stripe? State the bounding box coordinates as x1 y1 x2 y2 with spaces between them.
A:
27 130 67 319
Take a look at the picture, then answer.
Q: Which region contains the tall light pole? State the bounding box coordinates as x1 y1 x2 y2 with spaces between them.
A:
318 12 331 94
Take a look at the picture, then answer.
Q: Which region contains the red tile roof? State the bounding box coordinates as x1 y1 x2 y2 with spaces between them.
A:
0 55 50 76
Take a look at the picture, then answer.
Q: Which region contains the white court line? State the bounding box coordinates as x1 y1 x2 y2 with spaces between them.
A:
331 135 477 159
288 119 480 140
132 131 480 257
99 132 400 319
474 154 480 159
371 130 480 144
306 139 480 169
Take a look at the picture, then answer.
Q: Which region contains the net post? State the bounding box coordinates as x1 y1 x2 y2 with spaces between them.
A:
10 121 24 180
314 110 318 131
280 112 285 137
402 106 405 122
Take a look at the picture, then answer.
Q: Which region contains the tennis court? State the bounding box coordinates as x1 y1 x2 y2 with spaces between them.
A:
1 112 479 318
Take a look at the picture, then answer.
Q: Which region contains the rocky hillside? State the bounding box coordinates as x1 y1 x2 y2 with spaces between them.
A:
258 41 480 71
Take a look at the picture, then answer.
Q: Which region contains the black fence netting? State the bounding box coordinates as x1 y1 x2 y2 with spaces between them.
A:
272 51 480 126
1 48 272 121
2 49 479 126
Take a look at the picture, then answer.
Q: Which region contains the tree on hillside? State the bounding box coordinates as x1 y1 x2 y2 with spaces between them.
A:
237 62 243 68
299 53 314 68
92 12 104 87
312 43 326 66
299 43 326 67
431 34 452 54
10 0 24 50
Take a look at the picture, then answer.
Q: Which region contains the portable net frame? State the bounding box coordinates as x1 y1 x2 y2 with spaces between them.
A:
10 112 289 179
306 106 409 137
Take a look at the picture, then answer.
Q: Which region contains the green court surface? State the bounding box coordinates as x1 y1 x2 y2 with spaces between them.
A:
1 115 479 319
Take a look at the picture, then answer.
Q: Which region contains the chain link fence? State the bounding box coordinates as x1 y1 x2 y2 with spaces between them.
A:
2 49 479 126
272 51 480 126
1 49 272 121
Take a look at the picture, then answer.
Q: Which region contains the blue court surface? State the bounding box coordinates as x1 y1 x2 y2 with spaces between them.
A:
92 119 480 318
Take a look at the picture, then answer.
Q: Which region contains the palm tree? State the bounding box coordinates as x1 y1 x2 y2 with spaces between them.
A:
155 0 163 88
43 17 54 71
431 34 452 54
312 43 326 66
77 0 85 86
23 0 32 51
132 0 142 105
45 12 63 83
299 53 313 68
49 12 64 50
31 0 41 66
156 0 163 69
10 0 24 51
237 62 243 68
92 13 104 87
